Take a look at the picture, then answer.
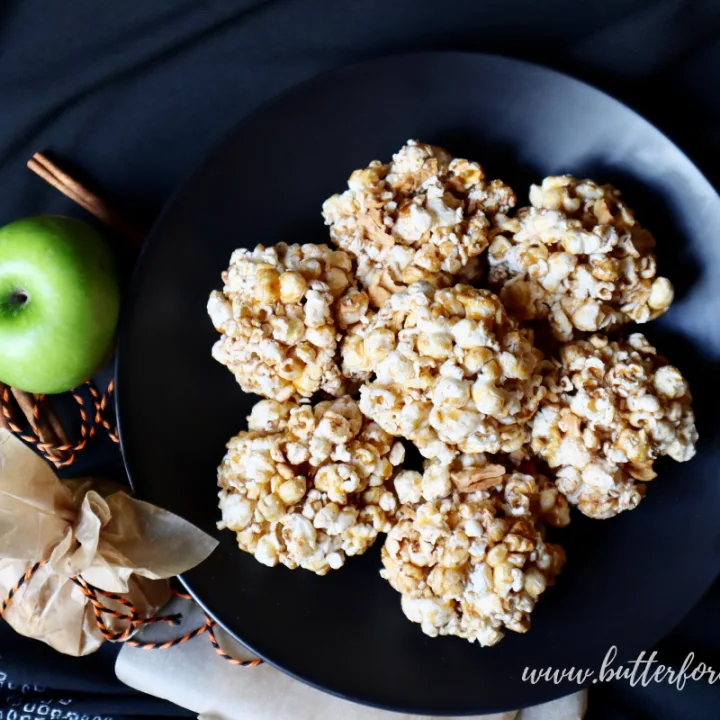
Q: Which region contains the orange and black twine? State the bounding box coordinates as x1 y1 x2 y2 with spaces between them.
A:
0 378 119 467
0 561 263 667
87 379 119 443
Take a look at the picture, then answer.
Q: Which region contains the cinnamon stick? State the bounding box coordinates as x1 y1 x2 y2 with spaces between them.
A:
9 388 68 460
0 383 9 431
27 153 145 245
41 397 71 446
9 388 40 432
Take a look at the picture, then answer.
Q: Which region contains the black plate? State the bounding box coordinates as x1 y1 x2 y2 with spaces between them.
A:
116 52 720 715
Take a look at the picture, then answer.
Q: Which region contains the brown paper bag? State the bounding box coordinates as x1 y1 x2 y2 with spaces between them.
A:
0 428 218 656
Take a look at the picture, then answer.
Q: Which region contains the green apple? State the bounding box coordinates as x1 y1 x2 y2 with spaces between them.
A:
0 216 120 394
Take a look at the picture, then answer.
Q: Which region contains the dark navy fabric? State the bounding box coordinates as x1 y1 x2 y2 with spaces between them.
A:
1 1 719 717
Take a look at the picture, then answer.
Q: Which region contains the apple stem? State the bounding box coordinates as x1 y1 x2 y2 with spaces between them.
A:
10 289 28 306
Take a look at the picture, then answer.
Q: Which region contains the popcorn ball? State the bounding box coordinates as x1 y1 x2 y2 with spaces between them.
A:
382 463 566 646
217 396 404 575
208 243 369 401
322 140 516 307
532 333 697 519
488 176 674 340
343 282 545 461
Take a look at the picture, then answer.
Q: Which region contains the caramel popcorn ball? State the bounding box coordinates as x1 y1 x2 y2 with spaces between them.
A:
532 333 697 519
381 467 566 646
343 282 545 461
208 243 369 401
488 176 674 340
322 140 516 307
217 396 404 575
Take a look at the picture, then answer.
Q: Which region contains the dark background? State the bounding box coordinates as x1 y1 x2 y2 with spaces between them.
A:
1 1 719 718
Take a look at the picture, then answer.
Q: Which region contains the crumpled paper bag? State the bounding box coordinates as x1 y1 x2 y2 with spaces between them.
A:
0 428 218 656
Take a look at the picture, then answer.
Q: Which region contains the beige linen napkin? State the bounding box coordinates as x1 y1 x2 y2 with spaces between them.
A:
116 596 586 720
